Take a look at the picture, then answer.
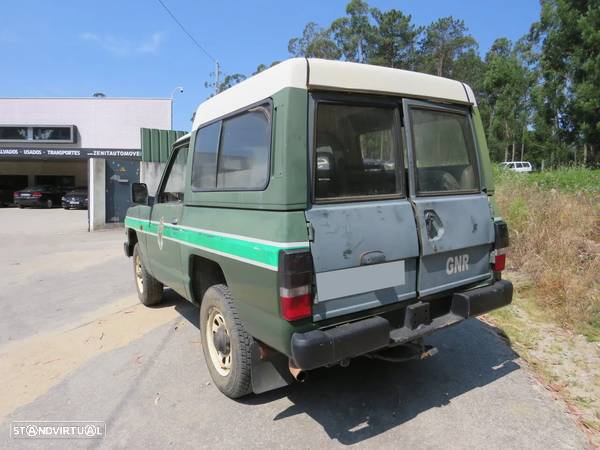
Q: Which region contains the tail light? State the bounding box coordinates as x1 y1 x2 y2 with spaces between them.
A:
32 191 42 198
493 220 509 272
279 249 313 321
13 192 19 198
493 251 506 271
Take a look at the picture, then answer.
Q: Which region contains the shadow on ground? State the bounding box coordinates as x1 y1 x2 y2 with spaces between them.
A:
169 289 520 446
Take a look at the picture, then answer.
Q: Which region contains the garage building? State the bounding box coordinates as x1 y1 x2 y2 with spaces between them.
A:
0 97 172 230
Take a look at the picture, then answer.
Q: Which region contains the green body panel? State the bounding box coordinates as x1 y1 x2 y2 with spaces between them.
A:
148 203 187 296
472 107 495 194
184 87 308 210
125 210 309 271
179 233 312 355
125 209 311 355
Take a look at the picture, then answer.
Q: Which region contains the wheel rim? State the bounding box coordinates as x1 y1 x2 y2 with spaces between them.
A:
134 254 144 294
47 199 52 208
206 308 232 376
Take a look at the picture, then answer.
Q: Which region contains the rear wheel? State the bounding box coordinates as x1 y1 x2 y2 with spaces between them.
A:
132 243 163 306
200 284 253 398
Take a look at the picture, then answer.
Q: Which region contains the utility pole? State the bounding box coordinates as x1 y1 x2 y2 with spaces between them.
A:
214 61 221 95
170 86 184 130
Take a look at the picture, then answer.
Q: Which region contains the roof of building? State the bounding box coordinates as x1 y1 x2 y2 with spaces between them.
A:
192 58 476 130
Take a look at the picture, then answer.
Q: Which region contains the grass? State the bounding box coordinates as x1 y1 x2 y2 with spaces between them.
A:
494 167 600 340
495 166 600 193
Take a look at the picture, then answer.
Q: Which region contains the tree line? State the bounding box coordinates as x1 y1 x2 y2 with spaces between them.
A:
210 0 599 167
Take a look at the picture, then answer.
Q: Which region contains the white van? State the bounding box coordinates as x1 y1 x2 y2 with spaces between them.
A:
501 161 533 173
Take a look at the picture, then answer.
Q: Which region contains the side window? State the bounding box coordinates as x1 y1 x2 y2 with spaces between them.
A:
191 122 220 190
159 146 188 203
217 105 271 190
314 103 400 200
409 107 479 194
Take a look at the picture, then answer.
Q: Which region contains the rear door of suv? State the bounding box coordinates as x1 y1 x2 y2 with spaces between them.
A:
305 94 420 321
402 99 494 297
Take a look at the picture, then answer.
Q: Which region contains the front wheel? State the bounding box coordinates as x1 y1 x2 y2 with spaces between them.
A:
200 284 253 398
132 243 163 306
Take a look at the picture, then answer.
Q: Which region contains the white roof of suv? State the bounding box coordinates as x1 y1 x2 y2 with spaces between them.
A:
192 58 476 130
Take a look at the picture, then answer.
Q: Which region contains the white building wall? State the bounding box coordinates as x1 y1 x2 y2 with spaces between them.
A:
0 97 172 230
0 98 171 148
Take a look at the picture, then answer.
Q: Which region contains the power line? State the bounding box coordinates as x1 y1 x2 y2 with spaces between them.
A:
156 0 216 63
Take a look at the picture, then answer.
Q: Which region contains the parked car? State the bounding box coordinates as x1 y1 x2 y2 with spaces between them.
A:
123 58 512 398
501 161 533 173
0 185 14 207
61 187 88 209
14 185 64 208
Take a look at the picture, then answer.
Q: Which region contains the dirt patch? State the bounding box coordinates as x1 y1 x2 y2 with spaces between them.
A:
0 295 180 422
487 273 600 447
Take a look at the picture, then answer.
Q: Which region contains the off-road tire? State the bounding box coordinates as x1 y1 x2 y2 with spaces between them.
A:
200 284 253 398
132 243 163 306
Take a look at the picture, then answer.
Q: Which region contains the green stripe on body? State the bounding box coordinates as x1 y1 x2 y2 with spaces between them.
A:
124 216 309 270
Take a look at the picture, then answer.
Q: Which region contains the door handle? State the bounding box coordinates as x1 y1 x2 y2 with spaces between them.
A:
360 251 386 265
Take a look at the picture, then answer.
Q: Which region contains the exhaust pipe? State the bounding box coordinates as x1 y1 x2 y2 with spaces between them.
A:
288 360 306 383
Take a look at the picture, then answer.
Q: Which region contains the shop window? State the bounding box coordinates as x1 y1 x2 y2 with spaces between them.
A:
0 126 28 141
0 125 75 143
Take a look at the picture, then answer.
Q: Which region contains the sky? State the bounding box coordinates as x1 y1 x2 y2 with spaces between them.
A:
0 0 541 131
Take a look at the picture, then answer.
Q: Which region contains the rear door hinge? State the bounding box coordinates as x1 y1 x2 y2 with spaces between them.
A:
306 222 314 242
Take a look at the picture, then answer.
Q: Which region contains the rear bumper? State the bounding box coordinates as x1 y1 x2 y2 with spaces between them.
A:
15 198 44 207
291 279 513 370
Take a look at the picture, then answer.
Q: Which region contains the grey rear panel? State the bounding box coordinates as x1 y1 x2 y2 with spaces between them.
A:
413 194 494 296
402 98 495 296
306 200 419 321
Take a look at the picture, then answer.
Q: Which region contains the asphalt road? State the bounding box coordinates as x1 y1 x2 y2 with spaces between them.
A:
0 208 588 449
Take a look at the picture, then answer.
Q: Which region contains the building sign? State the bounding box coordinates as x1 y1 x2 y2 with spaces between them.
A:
0 147 140 160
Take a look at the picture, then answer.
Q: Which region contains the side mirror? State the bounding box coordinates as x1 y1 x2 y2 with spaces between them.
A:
131 183 148 205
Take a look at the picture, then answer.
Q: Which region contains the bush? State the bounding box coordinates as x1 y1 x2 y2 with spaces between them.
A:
495 168 600 339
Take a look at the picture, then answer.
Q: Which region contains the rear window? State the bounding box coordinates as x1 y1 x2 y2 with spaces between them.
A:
314 103 399 200
217 106 271 190
410 107 479 194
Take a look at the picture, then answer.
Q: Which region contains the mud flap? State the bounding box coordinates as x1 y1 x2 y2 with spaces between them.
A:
250 342 295 394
